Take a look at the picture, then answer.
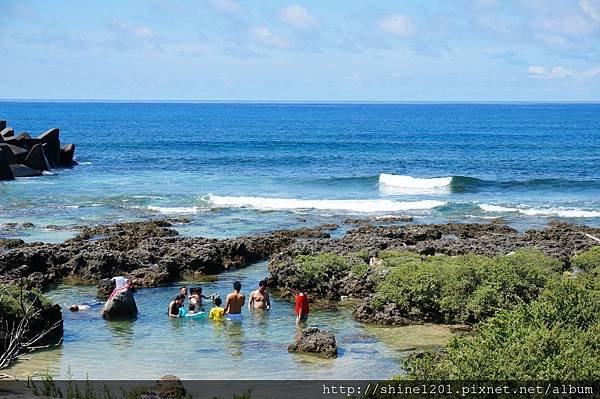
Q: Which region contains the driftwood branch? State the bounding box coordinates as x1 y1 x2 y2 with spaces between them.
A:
0 286 62 370
583 232 600 244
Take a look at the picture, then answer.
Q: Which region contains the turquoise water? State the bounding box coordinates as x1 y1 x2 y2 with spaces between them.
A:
1 102 600 243
6 262 452 380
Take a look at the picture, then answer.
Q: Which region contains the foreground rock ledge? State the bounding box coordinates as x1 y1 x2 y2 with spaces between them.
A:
288 327 338 358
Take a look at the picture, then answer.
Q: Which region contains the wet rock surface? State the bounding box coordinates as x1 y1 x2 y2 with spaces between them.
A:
288 327 338 358
101 288 138 320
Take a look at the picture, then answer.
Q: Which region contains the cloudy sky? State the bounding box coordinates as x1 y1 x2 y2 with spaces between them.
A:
1 0 599 101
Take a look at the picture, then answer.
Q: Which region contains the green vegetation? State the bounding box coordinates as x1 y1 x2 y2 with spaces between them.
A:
294 252 366 288
571 246 600 275
0 284 53 318
402 276 600 379
372 249 561 324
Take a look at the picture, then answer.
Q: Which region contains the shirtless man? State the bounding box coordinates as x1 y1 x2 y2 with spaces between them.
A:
225 281 245 322
248 280 270 310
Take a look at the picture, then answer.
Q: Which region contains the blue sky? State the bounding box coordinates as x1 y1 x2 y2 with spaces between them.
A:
1 0 599 101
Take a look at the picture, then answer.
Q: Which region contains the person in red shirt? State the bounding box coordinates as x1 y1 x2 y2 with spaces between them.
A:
295 289 310 324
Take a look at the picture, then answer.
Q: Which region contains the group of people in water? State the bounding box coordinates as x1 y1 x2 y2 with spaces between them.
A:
66 277 311 324
167 280 310 324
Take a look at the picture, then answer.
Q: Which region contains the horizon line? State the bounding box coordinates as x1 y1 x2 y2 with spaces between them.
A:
1 99 600 104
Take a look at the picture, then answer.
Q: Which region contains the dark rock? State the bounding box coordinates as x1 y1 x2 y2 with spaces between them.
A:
0 148 15 181
0 127 14 139
0 238 26 249
96 278 116 298
9 164 43 177
23 143 51 171
136 375 187 399
37 128 60 166
59 143 76 167
101 287 138 320
0 120 6 131
0 143 28 162
288 327 338 358
352 301 413 326
4 132 32 146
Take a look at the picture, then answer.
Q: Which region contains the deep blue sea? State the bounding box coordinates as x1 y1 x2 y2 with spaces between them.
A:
1 102 600 241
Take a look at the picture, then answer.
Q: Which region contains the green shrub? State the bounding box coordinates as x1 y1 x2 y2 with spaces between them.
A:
0 284 53 318
571 246 600 275
372 249 560 324
295 253 360 287
402 276 600 380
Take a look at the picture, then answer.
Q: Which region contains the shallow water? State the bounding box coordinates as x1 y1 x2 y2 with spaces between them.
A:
5 262 453 380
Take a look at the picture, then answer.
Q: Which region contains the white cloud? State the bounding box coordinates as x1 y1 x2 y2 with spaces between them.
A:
377 14 415 37
107 20 163 50
249 26 292 49
210 0 241 14
580 0 600 21
349 72 365 83
528 65 547 75
281 5 315 28
132 26 155 40
528 65 600 79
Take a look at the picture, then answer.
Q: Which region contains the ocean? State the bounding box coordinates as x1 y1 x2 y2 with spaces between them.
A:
1 102 599 241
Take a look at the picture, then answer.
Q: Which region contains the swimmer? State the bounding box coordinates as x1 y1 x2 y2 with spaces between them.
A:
225 281 245 321
248 280 270 310
168 294 185 318
66 302 101 312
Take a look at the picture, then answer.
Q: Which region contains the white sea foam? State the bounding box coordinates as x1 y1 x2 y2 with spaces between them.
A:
207 194 445 213
378 173 452 195
479 204 600 218
148 205 200 214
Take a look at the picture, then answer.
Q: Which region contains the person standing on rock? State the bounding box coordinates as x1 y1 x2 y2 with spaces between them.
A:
295 289 310 324
248 280 271 311
225 281 245 322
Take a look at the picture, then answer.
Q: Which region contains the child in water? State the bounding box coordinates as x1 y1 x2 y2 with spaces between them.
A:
190 287 218 311
209 297 225 320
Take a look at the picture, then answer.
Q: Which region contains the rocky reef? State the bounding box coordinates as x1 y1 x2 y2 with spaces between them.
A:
267 221 600 325
2 218 599 326
0 220 334 292
0 119 76 180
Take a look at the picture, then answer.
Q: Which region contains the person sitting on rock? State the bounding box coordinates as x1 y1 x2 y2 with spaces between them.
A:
295 289 310 324
168 294 185 318
248 280 271 311
209 297 225 321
